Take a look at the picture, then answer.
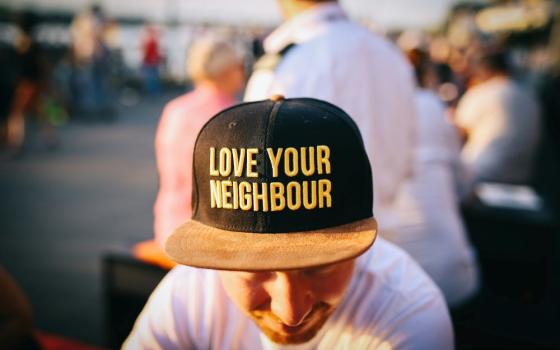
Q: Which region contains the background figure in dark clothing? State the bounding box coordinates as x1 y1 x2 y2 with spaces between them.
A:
4 11 57 155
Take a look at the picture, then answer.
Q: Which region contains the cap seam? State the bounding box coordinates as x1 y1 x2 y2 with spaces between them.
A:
263 100 283 230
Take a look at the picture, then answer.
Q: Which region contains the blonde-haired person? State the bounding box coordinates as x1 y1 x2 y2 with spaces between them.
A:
133 36 245 268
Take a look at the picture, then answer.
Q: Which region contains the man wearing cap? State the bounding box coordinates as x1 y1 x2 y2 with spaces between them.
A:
245 0 417 224
124 97 453 349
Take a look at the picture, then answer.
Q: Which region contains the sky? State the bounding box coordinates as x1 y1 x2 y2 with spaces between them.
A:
2 0 460 29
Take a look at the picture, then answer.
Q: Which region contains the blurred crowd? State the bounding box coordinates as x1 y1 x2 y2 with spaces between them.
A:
0 3 558 183
1 0 560 348
0 5 268 158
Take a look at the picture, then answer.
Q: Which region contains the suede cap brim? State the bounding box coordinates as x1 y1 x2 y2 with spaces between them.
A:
165 217 377 271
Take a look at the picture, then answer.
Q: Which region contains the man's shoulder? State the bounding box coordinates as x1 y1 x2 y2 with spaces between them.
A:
337 239 452 346
466 77 515 100
348 238 447 322
158 265 220 300
360 238 442 298
162 92 194 115
280 21 402 62
166 265 217 284
457 82 495 117
291 21 407 66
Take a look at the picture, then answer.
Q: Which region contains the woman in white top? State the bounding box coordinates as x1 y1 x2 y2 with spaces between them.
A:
382 49 479 307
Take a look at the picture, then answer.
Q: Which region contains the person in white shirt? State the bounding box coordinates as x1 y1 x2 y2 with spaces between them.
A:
124 97 453 349
454 49 541 192
244 0 417 224
382 49 479 307
124 239 453 350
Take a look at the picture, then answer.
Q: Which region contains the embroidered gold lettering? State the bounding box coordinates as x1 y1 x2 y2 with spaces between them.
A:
247 148 259 178
267 148 283 178
318 179 332 208
239 182 252 211
252 182 269 212
209 148 219 176
221 180 233 209
270 182 286 211
286 182 302 210
210 179 222 208
208 145 333 212
303 181 317 209
317 145 331 175
219 148 232 176
301 147 315 176
284 147 299 177
232 149 246 177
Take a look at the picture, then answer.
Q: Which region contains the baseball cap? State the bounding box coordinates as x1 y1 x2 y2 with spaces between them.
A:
165 95 377 271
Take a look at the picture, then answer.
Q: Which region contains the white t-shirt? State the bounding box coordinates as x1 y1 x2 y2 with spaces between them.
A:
382 90 479 307
244 3 417 221
123 238 454 350
455 76 541 187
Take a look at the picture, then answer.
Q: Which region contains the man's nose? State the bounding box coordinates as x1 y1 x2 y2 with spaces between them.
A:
269 272 314 327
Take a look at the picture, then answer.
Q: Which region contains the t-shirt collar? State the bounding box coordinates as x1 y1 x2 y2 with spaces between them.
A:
264 2 348 54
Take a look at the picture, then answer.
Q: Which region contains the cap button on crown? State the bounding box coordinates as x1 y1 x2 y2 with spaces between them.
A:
270 94 285 102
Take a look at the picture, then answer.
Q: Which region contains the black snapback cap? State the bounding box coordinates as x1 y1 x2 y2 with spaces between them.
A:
165 95 377 271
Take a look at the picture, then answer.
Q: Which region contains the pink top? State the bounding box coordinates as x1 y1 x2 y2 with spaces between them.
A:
153 86 236 247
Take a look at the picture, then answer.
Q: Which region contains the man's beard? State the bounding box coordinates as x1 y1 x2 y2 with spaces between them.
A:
249 302 334 345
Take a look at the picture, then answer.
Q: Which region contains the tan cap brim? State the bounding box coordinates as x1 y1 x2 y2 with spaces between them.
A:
165 217 377 271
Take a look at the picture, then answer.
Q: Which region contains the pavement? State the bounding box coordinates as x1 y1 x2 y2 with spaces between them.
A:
0 92 182 346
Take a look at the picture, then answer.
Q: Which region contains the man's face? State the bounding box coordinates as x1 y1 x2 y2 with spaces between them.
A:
218 259 355 345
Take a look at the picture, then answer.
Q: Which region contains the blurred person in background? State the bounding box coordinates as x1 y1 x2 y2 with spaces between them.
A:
0 34 17 147
134 36 245 267
3 11 58 157
396 32 462 107
141 24 162 96
454 49 541 193
244 0 417 236
384 48 479 307
69 5 113 116
427 37 463 107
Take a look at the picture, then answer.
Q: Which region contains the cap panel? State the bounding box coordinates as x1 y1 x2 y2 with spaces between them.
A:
264 101 373 232
192 100 275 232
296 98 368 149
